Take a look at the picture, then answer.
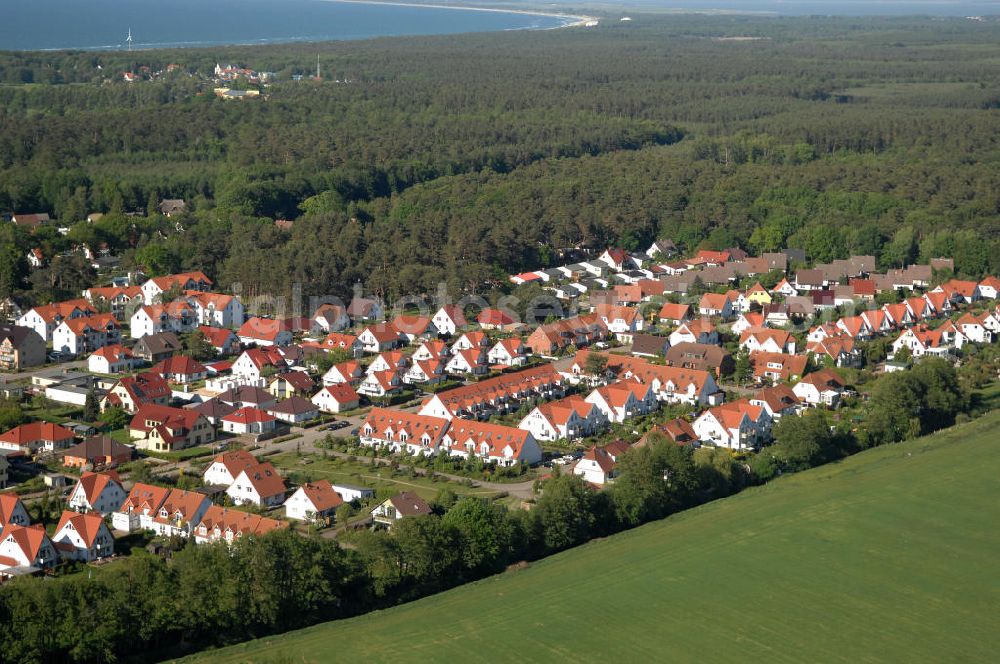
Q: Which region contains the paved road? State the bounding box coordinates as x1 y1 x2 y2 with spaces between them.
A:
0 360 87 384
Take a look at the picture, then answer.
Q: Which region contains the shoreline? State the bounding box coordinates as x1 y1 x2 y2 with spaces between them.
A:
322 0 598 29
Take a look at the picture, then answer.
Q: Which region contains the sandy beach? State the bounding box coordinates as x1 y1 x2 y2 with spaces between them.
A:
323 0 599 29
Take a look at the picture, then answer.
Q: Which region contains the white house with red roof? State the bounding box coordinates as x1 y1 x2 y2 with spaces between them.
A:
0 495 30 530
141 271 213 305
403 358 446 385
16 299 95 342
451 330 489 353
358 370 403 398
194 505 288 544
478 308 518 331
88 344 139 374
792 369 846 407
151 355 208 384
321 360 364 386
203 449 259 486
446 348 489 376
487 338 527 367
311 304 351 333
357 324 403 353
67 471 126 515
285 480 343 522
572 441 631 485
198 325 239 356
585 380 658 424
597 248 636 272
740 327 796 355
238 317 294 347
771 278 798 297
51 511 114 562
658 302 691 326
891 324 954 360
146 488 212 538
978 276 1000 300
130 302 197 339
440 419 542 466
0 524 58 572
698 293 733 319
312 384 361 413
669 319 718 347
0 421 75 454
390 315 438 342
594 304 644 341
232 346 286 384
221 406 278 435
412 340 450 362
518 395 607 442
52 313 121 356
955 313 993 344
266 396 319 424
226 462 286 507
360 408 450 456
184 291 244 328
267 371 315 399
367 350 410 375
432 305 467 336
693 399 771 450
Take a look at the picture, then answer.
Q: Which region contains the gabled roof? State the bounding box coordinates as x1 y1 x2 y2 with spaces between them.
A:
90 344 134 363
238 317 294 342
120 483 170 514
156 488 208 522
222 406 277 425
364 408 449 443
60 313 119 334
0 523 50 563
385 491 432 517
0 495 27 527
272 371 314 392
207 449 258 480
111 372 171 404
752 384 801 412
192 397 238 421
146 271 211 291
444 419 532 458
54 510 107 548
233 462 285 498
316 383 359 404
267 396 317 416
198 325 237 348
576 445 616 473
391 315 433 336
0 421 75 446
360 324 402 344
296 480 343 512
62 438 131 463
196 505 288 538
152 355 207 377
798 368 845 390
478 308 516 326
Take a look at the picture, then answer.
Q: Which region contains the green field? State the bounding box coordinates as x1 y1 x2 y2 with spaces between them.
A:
178 411 1000 664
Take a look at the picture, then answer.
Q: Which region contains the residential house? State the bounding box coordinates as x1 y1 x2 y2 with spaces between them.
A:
693 399 771 450
266 396 320 424
487 338 527 367
140 271 212 305
111 483 170 532
478 308 519 331
357 324 403 353
749 384 801 420
978 276 1000 300
445 348 489 376
418 364 564 420
745 282 772 307
0 421 75 455
317 332 363 358
132 331 182 363
226 462 286 507
668 319 718 347
184 291 244 328
955 313 994 344
194 505 288 544
331 483 374 503
52 314 121 356
572 441 631 485
221 407 278 435
310 304 350 333
891 324 953 359
88 344 139 374
402 358 446 385
597 248 636 272
665 343 733 377
793 369 846 407
518 395 607 442
237 317 294 347
636 418 698 447
151 355 208 384
572 351 722 406
0 524 58 572
268 371 314 399
357 370 403 398
346 297 383 322
102 372 171 413
594 304 643 342
740 328 796 355
312 383 360 413
0 326 45 370
61 436 132 470
321 360 364 386
367 350 410 375
231 346 286 385
412 340 450 362
730 312 764 336
794 269 826 291
285 480 344 522
16 299 95 342
130 302 196 339
525 314 608 356
806 337 861 368
657 302 691 326
196 325 238 356
129 404 214 451
372 491 432 528
0 495 30 530
143 488 212 538
391 315 438 343
440 419 541 466
585 380 658 423
203 450 259 486
629 333 670 358
360 408 450 456
217 385 277 410
51 511 114 561
751 352 808 384
699 293 733 319
82 285 144 320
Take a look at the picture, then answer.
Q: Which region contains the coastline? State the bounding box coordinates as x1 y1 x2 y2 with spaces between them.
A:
322 0 599 29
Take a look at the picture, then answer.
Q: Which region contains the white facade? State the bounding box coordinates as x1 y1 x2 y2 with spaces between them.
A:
68 478 126 516
51 517 114 562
